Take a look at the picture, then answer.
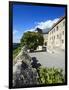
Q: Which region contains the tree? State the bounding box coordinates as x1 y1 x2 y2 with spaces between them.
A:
20 31 44 50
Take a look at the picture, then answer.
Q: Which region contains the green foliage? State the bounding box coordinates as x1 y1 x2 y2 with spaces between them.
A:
20 31 44 50
13 43 20 50
38 67 64 84
13 46 21 59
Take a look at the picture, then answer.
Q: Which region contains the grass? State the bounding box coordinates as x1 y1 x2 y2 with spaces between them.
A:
13 46 21 59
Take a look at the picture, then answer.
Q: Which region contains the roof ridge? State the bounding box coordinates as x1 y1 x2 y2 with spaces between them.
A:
50 16 65 31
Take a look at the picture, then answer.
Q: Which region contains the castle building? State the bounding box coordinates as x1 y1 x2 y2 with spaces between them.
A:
43 32 48 47
47 16 65 53
35 16 65 53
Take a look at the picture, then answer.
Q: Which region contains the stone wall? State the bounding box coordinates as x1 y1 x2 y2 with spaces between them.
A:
13 46 39 88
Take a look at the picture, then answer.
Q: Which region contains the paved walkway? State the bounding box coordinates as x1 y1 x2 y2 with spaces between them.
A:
29 51 65 74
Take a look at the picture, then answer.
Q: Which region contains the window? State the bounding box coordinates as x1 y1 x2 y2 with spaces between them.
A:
62 40 64 43
57 35 59 38
54 36 55 39
63 21 65 26
45 42 47 46
54 28 55 32
62 31 64 35
57 26 58 31
52 30 53 34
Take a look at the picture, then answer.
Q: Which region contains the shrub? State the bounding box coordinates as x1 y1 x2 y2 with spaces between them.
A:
13 46 21 59
37 67 64 84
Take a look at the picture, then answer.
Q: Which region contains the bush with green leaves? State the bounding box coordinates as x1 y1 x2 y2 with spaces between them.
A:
37 67 64 84
20 31 44 50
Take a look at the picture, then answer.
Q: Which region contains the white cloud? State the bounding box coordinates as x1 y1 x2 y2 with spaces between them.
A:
24 18 59 33
24 28 35 33
13 18 59 43
13 29 21 43
35 18 59 29
13 30 18 34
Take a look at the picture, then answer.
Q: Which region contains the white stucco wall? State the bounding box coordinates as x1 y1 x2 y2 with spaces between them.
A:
47 18 65 52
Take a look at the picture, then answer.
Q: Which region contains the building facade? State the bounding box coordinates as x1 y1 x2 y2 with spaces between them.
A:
47 16 65 53
34 16 65 52
43 33 48 47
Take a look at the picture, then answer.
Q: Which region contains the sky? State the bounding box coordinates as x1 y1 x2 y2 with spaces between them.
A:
13 4 65 43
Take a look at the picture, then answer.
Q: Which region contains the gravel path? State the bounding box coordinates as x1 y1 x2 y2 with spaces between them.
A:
29 51 65 74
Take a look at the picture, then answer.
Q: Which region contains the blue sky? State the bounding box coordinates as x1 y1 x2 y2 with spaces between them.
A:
13 4 65 43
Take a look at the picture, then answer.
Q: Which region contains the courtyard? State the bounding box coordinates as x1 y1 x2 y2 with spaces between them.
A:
29 51 65 74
